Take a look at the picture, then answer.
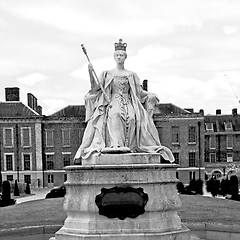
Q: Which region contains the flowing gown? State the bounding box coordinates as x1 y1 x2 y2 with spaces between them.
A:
74 71 174 163
106 76 136 149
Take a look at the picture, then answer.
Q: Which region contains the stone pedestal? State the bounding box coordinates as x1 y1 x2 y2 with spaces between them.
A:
51 153 199 239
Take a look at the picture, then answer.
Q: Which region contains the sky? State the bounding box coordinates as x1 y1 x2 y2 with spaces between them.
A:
1 0 240 115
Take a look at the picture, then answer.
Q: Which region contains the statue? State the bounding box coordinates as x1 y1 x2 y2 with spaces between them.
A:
74 39 174 163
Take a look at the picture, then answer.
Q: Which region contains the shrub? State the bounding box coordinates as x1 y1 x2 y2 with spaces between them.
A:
14 180 20 196
229 175 239 200
195 179 203 195
0 180 15 207
176 182 185 194
25 182 31 194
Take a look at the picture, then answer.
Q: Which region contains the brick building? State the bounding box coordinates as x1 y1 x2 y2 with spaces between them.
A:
204 108 240 179
0 87 205 188
41 106 86 187
0 87 43 187
154 106 205 183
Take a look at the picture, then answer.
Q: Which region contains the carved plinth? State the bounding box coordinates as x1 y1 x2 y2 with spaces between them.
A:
51 153 199 239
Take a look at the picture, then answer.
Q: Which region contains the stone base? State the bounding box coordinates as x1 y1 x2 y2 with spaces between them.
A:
51 224 194 240
51 153 199 240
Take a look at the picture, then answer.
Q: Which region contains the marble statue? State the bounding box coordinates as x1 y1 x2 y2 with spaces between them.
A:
74 39 174 163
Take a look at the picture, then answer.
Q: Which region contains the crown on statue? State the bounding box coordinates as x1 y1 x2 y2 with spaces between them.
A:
114 39 127 51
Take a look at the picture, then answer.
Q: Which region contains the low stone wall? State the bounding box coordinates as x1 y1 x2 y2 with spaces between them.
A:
185 223 240 240
0 223 240 240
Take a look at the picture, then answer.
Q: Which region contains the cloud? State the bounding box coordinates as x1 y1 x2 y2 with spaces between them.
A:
41 98 67 115
223 26 239 35
17 72 48 86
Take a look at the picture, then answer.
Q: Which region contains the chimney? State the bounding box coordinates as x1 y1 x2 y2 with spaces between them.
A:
232 108 238 116
5 87 20 101
199 109 204 115
27 93 38 112
216 109 221 115
37 105 42 115
142 79 148 91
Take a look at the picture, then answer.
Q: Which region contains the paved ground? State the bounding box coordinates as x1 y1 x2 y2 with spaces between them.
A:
13 187 53 204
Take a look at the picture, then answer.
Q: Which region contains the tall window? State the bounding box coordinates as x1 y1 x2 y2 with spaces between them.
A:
189 171 195 180
64 174 67 182
48 174 54 184
45 154 54 170
224 122 233 131
21 127 31 147
173 152 179 164
24 175 31 184
46 129 54 147
227 153 233 162
7 175 14 181
189 152 196 167
23 153 31 170
226 135 233 149
63 153 71 167
172 126 179 144
5 154 14 171
3 128 14 148
188 126 196 143
209 136 216 149
209 153 216 163
205 123 214 132
62 129 70 146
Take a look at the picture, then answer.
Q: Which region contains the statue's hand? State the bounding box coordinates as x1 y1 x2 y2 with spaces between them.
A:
148 92 159 104
144 92 159 117
88 63 93 72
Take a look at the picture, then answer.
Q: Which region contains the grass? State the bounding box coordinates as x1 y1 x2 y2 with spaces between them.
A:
0 195 240 230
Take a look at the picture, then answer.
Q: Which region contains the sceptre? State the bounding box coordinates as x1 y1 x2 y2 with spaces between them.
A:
81 44 110 104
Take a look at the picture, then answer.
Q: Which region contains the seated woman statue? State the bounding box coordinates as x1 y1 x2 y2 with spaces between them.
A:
74 39 174 163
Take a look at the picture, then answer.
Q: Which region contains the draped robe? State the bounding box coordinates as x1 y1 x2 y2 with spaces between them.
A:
74 70 174 163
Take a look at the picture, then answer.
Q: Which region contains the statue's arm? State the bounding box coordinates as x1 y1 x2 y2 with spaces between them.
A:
133 72 159 116
88 63 97 89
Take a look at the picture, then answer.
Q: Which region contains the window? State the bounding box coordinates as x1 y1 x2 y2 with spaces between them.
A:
189 171 195 180
189 152 196 167
48 174 54 184
157 127 163 142
63 153 71 167
64 174 67 182
227 153 233 163
226 135 233 149
3 128 14 148
209 136 216 149
209 153 216 163
23 153 31 171
176 172 179 179
188 126 196 143
62 128 70 146
173 152 179 164
205 123 214 132
21 127 31 147
7 175 13 181
45 154 54 170
172 126 179 144
46 129 54 147
224 122 233 131
24 175 31 184
5 154 14 171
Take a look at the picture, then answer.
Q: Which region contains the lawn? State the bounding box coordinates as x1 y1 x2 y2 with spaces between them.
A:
0 194 240 230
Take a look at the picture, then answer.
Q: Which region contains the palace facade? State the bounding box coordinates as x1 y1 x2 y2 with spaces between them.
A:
0 86 211 188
